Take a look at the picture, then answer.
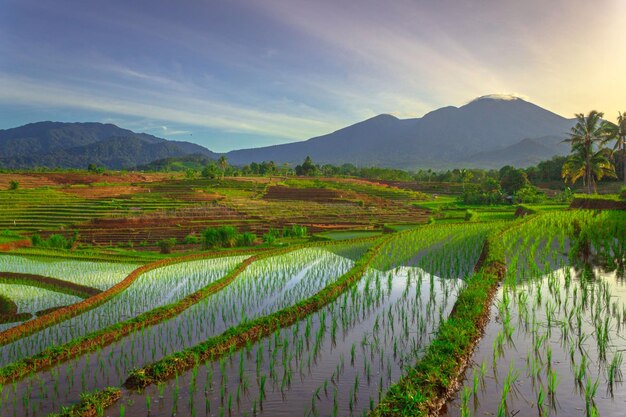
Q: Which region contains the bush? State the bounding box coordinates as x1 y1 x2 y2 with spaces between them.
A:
236 232 256 247
31 234 43 247
218 226 238 247
554 187 574 203
513 185 545 204
464 209 478 222
158 238 177 254
621 186 626 200
263 228 280 245
460 179 503 205
47 234 71 249
8 180 19 190
202 228 221 249
31 233 72 249
282 225 308 238
202 226 239 249
182 233 200 244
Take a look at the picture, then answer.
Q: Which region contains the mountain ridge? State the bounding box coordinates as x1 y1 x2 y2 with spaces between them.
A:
0 122 218 169
0 96 575 170
225 96 574 168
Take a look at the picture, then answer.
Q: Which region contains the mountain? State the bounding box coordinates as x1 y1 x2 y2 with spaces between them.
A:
226 95 574 169
0 122 217 169
466 136 569 168
0 95 576 170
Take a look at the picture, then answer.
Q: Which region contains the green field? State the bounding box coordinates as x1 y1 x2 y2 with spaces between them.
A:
0 172 624 417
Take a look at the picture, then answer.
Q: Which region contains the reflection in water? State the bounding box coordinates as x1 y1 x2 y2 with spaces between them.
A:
110 267 463 417
446 266 626 417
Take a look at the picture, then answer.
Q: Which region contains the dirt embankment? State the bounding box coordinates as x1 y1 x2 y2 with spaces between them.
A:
570 198 626 210
0 240 31 252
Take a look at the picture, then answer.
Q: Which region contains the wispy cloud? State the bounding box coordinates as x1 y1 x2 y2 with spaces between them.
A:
0 0 624 150
0 73 340 140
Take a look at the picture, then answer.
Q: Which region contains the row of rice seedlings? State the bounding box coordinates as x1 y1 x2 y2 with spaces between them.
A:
3 247 362 416
449 210 626 417
113 270 462 415
0 284 81 330
373 222 497 274
0 256 248 367
0 255 137 290
104 223 488 416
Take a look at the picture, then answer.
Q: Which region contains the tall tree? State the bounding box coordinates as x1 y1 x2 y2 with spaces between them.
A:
603 111 626 185
562 111 615 193
218 155 228 179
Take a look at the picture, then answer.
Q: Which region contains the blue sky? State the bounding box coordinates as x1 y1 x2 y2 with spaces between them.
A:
0 0 624 152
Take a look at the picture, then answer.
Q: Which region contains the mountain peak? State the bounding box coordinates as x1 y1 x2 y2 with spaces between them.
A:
367 114 399 122
469 93 525 103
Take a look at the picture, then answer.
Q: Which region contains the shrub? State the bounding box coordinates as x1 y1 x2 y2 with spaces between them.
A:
513 185 545 204
158 238 177 254
1 230 19 238
31 234 43 247
47 234 71 249
217 226 238 247
464 209 478 222
620 186 626 200
460 179 503 205
202 228 221 249
8 180 19 190
282 225 308 238
31 233 73 249
236 232 256 247
263 228 280 245
183 233 200 244
202 226 239 249
554 187 574 203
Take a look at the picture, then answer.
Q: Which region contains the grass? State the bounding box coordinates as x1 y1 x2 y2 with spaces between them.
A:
48 387 121 417
572 193 623 201
314 230 383 240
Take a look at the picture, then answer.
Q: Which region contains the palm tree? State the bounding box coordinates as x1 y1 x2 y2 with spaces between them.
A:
602 111 626 185
218 155 228 179
562 111 616 193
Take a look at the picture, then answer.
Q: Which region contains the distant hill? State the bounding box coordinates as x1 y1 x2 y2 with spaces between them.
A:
226 95 574 169
0 122 217 169
0 95 576 170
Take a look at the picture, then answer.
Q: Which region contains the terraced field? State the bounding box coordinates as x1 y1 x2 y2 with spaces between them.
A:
0 176 430 247
0 173 624 417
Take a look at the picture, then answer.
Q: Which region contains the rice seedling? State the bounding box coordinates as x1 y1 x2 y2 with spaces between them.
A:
440 210 626 417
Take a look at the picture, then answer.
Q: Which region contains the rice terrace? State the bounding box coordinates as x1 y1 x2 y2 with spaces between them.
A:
1 1 626 416
0 163 623 417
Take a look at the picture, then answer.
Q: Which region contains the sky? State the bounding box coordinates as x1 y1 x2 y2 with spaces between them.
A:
0 0 624 152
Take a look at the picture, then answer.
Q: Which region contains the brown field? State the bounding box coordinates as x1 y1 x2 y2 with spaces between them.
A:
0 172 181 190
2 174 431 248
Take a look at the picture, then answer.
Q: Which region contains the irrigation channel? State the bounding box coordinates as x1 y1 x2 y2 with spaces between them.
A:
445 211 626 417
0 245 368 416
92 223 493 417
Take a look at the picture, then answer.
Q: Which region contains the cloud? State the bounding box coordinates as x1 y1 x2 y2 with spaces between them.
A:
0 73 340 140
160 126 192 136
